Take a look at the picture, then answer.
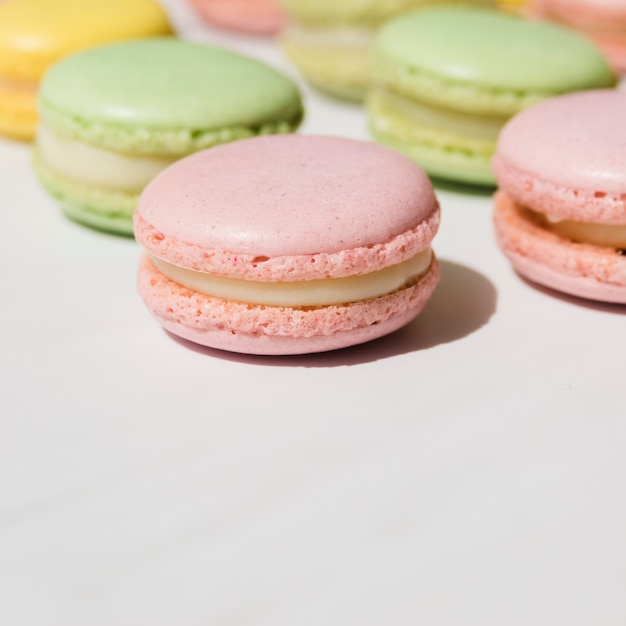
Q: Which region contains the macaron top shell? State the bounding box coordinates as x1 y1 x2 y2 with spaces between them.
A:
0 0 171 82
493 90 626 223
373 7 616 110
39 38 303 155
134 135 440 281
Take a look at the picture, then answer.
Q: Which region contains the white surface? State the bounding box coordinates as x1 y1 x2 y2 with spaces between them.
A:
1 3 625 625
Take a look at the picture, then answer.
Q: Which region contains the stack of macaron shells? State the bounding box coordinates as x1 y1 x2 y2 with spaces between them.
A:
532 0 626 74
134 135 442 355
34 37 304 235
277 0 492 102
187 0 284 35
0 0 172 141
492 89 626 303
366 6 617 186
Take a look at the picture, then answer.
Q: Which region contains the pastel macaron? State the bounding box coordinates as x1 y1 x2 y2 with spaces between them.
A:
134 135 441 355
493 90 626 304
278 0 492 102
367 7 616 186
188 0 284 35
532 0 626 74
0 0 171 141
33 38 303 236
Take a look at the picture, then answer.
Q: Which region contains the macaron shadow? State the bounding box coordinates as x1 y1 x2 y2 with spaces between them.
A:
167 260 497 367
516 272 626 314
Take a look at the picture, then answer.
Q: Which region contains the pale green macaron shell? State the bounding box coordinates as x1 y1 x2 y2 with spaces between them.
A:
34 37 304 235
368 7 616 186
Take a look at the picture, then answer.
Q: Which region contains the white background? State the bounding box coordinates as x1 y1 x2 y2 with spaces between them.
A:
1 2 625 624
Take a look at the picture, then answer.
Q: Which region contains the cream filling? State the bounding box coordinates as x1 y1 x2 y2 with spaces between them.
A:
374 87 508 141
37 123 177 191
284 23 374 49
542 213 626 249
151 248 432 307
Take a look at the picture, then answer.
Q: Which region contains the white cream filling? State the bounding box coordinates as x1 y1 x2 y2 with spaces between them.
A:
284 23 374 49
37 123 177 191
151 248 432 307
542 214 626 249
373 87 508 142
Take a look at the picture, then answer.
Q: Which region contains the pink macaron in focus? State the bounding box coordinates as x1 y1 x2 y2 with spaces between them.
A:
533 0 626 73
134 135 441 355
188 0 284 35
493 89 626 304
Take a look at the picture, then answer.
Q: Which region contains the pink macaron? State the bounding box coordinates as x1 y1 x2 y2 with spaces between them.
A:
533 0 626 73
134 135 441 355
188 0 284 35
493 89 626 304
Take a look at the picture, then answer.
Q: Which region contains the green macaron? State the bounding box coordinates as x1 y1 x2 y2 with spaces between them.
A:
367 7 616 186
34 37 304 235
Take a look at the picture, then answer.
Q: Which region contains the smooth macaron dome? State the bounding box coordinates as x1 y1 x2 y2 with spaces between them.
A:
278 0 492 102
0 0 171 141
188 0 285 35
33 37 304 236
533 0 626 74
134 135 441 355
367 7 617 186
492 89 626 303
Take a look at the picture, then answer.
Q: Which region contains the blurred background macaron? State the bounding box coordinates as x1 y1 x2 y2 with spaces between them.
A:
33 38 304 236
278 0 493 102
0 0 171 141
495 0 529 13
492 89 626 303
187 0 285 36
532 0 626 74
366 7 616 187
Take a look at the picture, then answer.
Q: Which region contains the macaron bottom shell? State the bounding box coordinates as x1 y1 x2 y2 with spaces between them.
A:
494 191 626 303
33 150 137 235
137 253 440 355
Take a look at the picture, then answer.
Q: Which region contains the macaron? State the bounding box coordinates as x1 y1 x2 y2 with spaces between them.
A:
278 0 492 102
366 7 617 186
188 0 284 35
134 135 441 355
0 0 171 141
532 0 626 74
33 38 304 236
492 90 626 304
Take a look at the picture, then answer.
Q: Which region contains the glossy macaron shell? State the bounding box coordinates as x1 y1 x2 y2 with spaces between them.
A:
372 7 617 114
493 89 626 223
135 135 439 279
38 38 304 155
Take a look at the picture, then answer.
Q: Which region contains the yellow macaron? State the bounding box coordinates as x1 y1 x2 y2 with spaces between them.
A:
0 0 172 141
